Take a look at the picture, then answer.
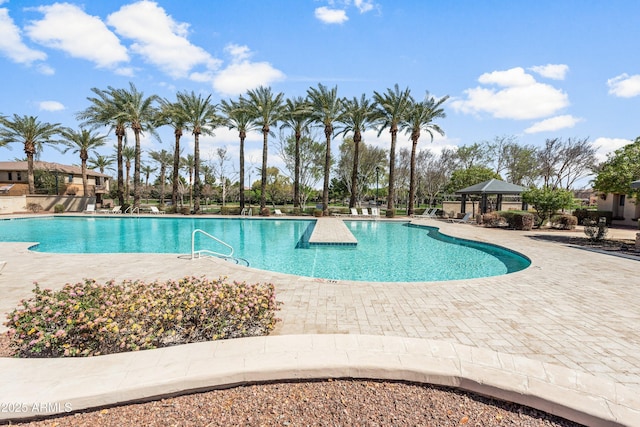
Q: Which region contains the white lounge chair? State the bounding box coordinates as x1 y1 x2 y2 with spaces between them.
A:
350 208 359 216
360 208 370 217
371 207 380 217
274 209 284 216
414 208 437 218
0 260 6 274
109 205 122 214
447 212 472 223
84 204 95 214
149 206 165 214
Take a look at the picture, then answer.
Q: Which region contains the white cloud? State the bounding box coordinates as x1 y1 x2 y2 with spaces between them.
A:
354 0 375 13
0 8 47 65
107 0 220 78
315 7 348 24
451 67 569 120
607 73 640 98
25 3 128 69
212 44 285 96
529 64 569 80
38 100 65 112
524 115 583 134
593 137 633 162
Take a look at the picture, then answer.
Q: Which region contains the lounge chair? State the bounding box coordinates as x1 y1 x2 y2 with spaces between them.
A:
413 208 437 218
274 209 284 216
0 260 5 274
447 212 472 223
371 207 380 217
350 208 359 217
109 206 122 214
360 208 370 217
84 204 95 214
149 206 165 215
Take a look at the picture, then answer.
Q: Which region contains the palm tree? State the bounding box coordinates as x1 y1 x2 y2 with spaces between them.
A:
244 86 285 212
337 94 376 209
77 86 128 206
88 154 115 174
181 153 195 207
373 84 412 214
175 91 220 214
60 128 108 196
400 92 449 215
0 114 63 194
111 83 159 209
280 96 313 208
220 98 259 210
149 149 173 206
306 83 344 215
122 144 136 202
156 98 188 208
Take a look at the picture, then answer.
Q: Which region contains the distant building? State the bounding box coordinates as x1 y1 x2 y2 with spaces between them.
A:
0 161 111 204
597 192 639 227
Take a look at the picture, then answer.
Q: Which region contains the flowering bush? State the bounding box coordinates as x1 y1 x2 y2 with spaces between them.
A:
4 276 280 358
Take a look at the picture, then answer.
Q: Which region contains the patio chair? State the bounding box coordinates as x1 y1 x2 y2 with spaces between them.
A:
413 208 437 218
109 205 122 214
274 209 284 216
0 260 5 274
350 208 359 216
84 204 95 214
360 208 370 217
149 206 165 215
447 212 472 224
371 207 380 217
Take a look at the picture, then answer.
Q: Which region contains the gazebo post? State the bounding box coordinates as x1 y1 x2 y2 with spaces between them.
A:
497 194 503 211
460 194 466 214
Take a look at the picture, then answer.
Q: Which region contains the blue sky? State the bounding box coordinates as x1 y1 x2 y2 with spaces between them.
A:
1 0 639 188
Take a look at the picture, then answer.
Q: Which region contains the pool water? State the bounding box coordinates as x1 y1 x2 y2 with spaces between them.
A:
0 217 530 282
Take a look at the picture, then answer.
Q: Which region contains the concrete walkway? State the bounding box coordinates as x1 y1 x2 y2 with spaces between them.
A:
0 216 639 425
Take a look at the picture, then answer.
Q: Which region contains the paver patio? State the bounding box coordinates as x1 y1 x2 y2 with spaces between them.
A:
0 215 638 424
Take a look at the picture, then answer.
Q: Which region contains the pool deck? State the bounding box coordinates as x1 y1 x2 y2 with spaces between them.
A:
0 214 639 425
308 216 358 244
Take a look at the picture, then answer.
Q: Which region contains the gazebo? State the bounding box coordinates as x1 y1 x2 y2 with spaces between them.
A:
456 179 526 215
631 179 640 189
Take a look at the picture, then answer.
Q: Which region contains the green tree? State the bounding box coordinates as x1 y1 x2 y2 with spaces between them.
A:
373 84 412 214
445 165 501 194
593 136 640 198
220 97 259 210
337 94 376 209
307 83 344 215
113 83 160 209
176 91 220 214
0 114 63 194
88 154 115 175
400 92 448 215
60 128 108 196
156 98 188 208
149 149 173 205
77 86 128 206
279 96 313 208
522 187 576 226
244 86 285 212
278 134 324 208
122 144 136 202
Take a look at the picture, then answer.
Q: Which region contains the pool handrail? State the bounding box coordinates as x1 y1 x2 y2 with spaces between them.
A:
191 229 234 260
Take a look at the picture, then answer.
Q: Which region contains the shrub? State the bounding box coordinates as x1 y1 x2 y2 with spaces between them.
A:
220 206 241 215
551 214 578 230
4 276 280 358
480 212 505 227
573 209 613 226
499 211 534 230
26 203 43 213
53 204 65 213
385 209 395 218
583 218 608 242
313 209 323 217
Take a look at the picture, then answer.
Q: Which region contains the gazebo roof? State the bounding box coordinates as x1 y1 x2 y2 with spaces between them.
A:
631 179 640 189
455 179 525 195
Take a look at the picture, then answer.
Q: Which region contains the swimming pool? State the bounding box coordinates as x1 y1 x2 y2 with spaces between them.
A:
0 217 530 282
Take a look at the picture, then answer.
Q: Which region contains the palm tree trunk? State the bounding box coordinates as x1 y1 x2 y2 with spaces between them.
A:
408 137 418 216
116 127 125 206
193 132 201 214
260 128 268 211
294 130 301 208
323 126 332 216
388 127 397 212
172 131 181 208
26 152 36 194
239 131 246 210
349 132 361 209
133 129 142 209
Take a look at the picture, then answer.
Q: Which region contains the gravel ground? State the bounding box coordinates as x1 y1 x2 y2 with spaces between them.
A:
0 335 583 427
